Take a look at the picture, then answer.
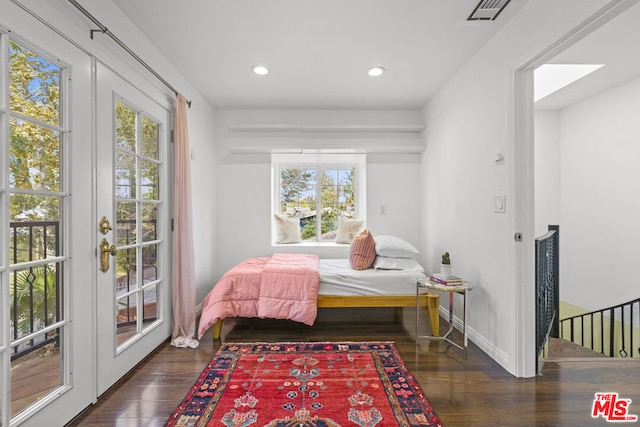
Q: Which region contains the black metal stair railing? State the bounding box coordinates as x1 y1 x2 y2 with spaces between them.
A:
559 298 640 358
536 226 559 364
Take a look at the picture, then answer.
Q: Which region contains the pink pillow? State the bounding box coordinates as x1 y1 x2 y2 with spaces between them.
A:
349 230 376 270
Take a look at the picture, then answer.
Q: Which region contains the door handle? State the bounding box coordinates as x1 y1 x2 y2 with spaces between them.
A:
100 238 117 272
99 216 113 235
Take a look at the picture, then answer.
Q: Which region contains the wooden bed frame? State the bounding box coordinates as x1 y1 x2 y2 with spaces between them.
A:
211 293 440 339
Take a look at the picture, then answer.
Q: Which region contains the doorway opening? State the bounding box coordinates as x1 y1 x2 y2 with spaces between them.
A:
527 0 640 364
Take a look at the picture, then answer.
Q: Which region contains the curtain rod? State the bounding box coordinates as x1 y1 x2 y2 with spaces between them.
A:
68 0 191 108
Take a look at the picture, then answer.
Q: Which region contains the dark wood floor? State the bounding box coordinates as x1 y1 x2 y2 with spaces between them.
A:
68 307 639 426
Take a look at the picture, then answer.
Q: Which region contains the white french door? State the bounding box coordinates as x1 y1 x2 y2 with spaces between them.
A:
0 12 94 427
1 4 172 425
95 63 171 396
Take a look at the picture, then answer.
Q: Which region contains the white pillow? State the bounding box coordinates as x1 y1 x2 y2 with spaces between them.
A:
335 216 364 244
373 256 424 271
273 214 301 243
374 235 419 258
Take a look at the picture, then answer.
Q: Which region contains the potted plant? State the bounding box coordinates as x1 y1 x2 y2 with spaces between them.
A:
441 252 452 278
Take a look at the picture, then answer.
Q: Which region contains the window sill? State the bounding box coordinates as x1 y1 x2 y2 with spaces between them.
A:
272 241 350 248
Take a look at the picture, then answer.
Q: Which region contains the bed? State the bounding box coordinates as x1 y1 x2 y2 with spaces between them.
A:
197 254 440 340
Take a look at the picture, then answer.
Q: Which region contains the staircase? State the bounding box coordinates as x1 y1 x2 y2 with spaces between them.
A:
534 225 639 362
559 298 640 358
544 337 607 358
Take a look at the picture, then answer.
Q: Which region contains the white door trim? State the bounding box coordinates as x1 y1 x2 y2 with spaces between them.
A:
511 0 639 378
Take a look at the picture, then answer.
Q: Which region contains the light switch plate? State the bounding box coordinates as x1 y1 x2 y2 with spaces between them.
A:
494 195 506 213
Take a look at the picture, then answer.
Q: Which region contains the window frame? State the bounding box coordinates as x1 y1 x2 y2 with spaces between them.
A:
2 33 73 422
271 153 366 245
112 94 165 348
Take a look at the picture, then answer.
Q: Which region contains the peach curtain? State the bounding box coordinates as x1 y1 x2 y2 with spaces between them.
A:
170 94 199 348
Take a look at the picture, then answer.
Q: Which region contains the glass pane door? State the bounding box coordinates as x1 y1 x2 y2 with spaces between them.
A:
95 63 171 396
1 24 94 427
7 38 66 421
113 100 162 348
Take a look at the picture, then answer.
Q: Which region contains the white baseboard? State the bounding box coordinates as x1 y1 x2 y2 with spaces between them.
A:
439 305 510 371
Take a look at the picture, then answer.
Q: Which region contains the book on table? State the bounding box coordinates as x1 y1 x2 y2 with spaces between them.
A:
429 274 464 286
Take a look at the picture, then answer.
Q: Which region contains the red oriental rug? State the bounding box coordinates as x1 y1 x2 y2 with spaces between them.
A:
165 342 442 427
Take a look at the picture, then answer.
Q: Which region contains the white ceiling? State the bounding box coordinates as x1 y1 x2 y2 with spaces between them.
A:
534 1 640 110
109 0 640 111
110 0 526 109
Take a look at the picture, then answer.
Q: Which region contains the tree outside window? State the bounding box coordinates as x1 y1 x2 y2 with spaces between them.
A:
9 40 61 225
280 166 355 241
7 39 64 356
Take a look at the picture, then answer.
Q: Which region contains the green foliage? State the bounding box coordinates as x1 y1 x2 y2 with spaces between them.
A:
8 40 61 222
114 102 160 253
9 40 60 124
10 266 58 336
116 101 136 152
10 223 59 265
281 168 315 205
301 218 317 240
319 168 354 237
442 252 451 265
300 216 336 240
115 101 160 202
280 167 355 240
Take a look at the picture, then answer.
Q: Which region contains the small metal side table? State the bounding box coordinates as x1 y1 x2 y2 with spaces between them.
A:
416 279 473 359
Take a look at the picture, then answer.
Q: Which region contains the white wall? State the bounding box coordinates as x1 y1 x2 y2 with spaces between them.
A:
559 76 640 310
534 111 561 237
212 108 425 278
420 0 611 376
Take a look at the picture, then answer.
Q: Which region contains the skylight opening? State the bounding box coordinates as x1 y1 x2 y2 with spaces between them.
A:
534 64 604 102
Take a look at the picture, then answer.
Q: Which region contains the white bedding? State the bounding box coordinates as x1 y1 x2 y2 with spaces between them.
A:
318 259 426 296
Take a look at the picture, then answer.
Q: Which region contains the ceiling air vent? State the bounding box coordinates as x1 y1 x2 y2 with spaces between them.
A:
467 0 512 21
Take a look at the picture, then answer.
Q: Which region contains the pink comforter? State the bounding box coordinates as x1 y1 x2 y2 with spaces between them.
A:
197 253 320 339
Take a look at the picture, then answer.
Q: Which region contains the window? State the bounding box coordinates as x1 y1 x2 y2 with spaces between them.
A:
272 153 366 243
113 98 163 345
4 37 68 417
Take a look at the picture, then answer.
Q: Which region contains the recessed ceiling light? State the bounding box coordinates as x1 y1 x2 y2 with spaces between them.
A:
367 66 385 77
251 65 269 76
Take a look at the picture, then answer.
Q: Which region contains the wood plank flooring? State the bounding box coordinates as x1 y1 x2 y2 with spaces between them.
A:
543 337 609 359
67 307 640 426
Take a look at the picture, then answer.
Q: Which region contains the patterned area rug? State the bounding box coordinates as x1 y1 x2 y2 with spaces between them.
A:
166 342 442 427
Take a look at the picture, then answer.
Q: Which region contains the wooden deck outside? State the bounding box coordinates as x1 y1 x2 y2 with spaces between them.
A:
10 304 153 418
10 343 61 417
